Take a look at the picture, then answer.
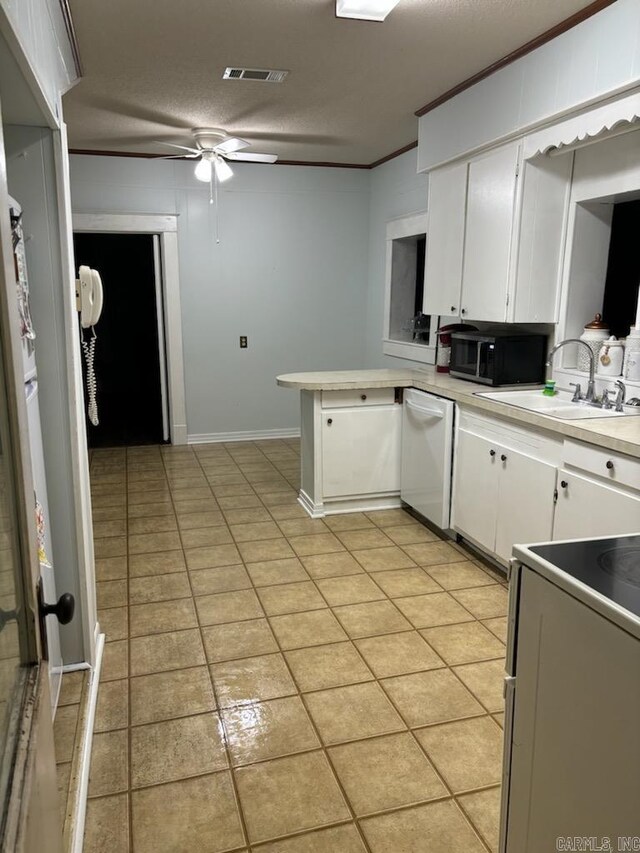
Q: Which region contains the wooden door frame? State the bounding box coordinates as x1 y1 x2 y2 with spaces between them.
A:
71 212 188 445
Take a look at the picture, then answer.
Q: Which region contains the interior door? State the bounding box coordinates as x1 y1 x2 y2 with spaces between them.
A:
0 127 62 850
73 231 166 446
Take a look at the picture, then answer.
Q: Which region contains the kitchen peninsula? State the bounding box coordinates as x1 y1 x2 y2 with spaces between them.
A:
278 368 640 564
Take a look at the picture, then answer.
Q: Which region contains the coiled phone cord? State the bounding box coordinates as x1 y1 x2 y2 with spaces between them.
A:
81 327 99 426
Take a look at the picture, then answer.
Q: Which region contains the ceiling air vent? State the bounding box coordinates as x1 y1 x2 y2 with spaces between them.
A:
223 67 288 83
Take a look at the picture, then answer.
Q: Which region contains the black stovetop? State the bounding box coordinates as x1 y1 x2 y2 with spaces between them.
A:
530 535 640 620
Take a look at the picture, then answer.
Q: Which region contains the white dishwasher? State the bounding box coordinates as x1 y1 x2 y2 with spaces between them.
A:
401 388 455 530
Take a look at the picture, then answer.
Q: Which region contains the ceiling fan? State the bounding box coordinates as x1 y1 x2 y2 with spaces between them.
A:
158 127 278 184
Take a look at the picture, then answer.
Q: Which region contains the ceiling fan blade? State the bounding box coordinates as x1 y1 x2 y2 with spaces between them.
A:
214 137 249 155
225 152 278 163
156 153 200 160
156 142 202 155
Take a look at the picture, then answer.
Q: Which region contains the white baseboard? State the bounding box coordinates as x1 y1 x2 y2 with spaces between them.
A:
171 423 188 445
69 632 105 853
298 488 402 518
188 428 300 444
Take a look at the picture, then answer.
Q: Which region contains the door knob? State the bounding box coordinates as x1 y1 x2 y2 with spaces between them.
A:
501 454 507 462
489 449 496 457
360 394 367 401
606 460 614 470
37 580 75 661
450 306 456 313
327 418 333 425
560 480 568 489
0 606 18 634
40 592 75 625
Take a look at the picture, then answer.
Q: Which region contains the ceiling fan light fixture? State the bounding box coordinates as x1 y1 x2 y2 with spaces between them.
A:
214 156 234 183
336 0 399 21
194 157 212 182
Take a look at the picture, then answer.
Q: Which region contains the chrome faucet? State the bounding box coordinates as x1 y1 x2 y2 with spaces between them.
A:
614 379 626 412
546 339 597 403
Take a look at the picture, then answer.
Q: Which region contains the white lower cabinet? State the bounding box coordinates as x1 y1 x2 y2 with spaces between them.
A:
553 439 640 539
453 410 561 564
553 468 640 540
453 410 640 564
299 388 402 517
494 448 557 563
452 430 500 554
322 407 401 498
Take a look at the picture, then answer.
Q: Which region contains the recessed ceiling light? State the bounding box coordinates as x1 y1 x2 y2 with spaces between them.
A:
336 0 400 22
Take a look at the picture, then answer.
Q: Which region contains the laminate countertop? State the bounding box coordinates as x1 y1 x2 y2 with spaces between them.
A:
276 368 640 460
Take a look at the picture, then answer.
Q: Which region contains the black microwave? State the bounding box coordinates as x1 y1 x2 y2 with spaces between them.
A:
450 331 547 386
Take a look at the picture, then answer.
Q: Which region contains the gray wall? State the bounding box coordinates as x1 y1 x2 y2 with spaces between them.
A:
364 148 428 367
70 156 371 438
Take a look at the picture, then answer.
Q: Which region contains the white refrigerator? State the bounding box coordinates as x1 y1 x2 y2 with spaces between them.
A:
9 196 63 712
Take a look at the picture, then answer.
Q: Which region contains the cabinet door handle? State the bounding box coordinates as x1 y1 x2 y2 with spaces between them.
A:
361 394 367 401
327 418 333 426
450 305 456 313
501 454 507 462
606 460 614 470
560 480 568 489
489 449 496 457
461 308 467 315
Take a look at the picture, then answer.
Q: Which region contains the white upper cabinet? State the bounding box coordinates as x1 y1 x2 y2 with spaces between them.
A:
424 139 571 325
461 140 521 322
423 161 467 318
512 151 573 323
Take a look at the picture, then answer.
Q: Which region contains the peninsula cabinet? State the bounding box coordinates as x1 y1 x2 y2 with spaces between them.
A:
424 139 571 324
452 410 561 565
299 388 402 517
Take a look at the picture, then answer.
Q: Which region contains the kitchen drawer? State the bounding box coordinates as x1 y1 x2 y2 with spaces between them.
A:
563 440 640 492
321 388 396 408
457 407 562 465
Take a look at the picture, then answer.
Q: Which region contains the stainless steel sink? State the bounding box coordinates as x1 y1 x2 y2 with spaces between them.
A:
475 389 640 419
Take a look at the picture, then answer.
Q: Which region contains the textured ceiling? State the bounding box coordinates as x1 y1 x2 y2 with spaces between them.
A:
63 0 600 165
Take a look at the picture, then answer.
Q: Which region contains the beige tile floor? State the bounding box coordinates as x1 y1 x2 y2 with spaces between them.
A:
82 439 508 853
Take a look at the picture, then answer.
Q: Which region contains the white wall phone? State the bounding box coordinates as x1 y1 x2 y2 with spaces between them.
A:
75 265 104 426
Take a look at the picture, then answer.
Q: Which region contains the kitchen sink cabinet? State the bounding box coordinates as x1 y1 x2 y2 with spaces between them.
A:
554 469 640 539
424 140 571 324
451 429 500 554
452 411 561 564
299 389 402 517
553 446 640 541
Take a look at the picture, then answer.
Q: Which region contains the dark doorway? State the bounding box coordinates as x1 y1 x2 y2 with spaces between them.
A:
602 199 640 339
73 233 167 447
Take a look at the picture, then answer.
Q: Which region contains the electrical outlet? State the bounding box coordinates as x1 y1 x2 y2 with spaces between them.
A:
239 336 248 348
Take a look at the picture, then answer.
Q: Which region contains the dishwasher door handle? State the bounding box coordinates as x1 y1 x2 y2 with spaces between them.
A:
405 400 445 419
